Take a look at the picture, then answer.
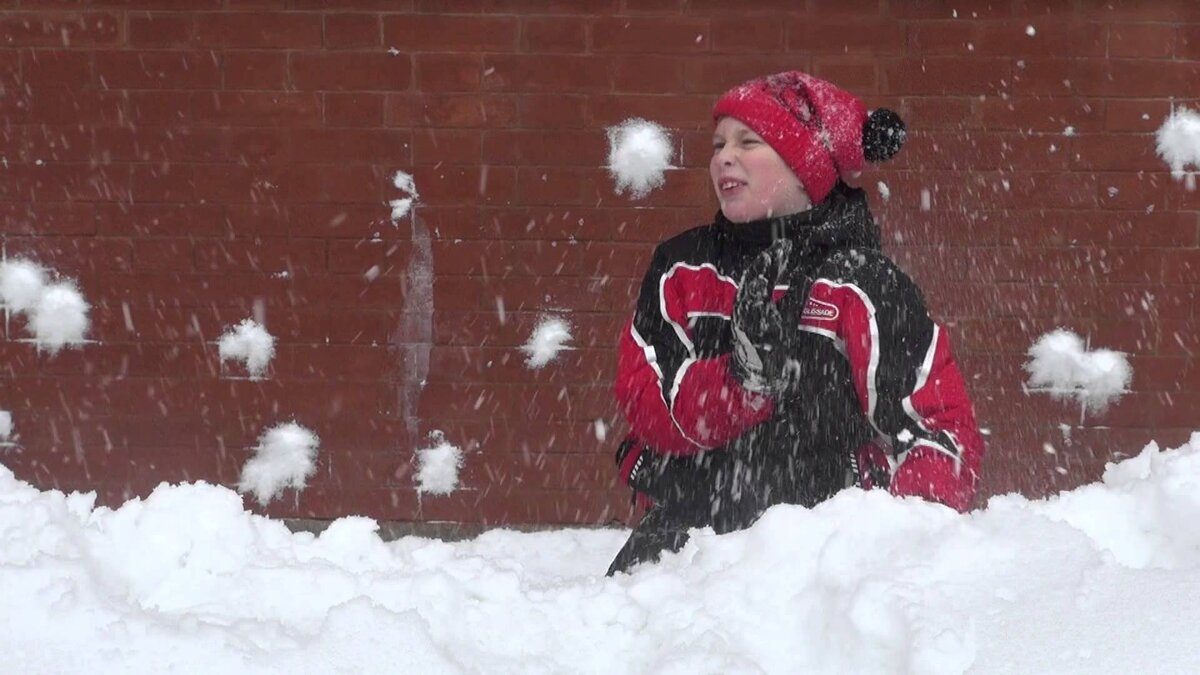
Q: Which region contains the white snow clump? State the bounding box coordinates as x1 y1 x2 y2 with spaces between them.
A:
0 259 90 353
415 431 462 495
1025 329 1132 412
1156 107 1200 182
390 170 419 223
238 422 320 505
217 318 276 379
606 118 674 199
522 315 572 368
0 410 11 441
0 258 47 314
28 282 90 354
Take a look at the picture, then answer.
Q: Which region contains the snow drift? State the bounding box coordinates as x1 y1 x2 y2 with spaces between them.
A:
3 434 1200 673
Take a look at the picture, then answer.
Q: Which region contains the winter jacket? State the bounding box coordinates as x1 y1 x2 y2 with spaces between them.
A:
613 184 985 525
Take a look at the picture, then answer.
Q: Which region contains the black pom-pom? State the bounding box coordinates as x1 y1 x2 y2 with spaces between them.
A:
863 108 906 162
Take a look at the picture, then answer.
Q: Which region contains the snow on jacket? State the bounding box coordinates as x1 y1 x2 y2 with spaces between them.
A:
614 184 985 514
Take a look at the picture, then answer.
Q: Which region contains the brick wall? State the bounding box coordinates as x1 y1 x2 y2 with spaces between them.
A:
1 0 1198 525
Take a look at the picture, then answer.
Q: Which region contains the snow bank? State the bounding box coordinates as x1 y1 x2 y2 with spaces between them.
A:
237 422 320 505
521 314 572 368
4 435 1200 672
217 318 276 379
1025 329 1131 412
606 118 674 199
414 430 462 495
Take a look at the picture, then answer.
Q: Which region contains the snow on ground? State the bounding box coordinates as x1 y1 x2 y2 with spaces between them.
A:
1025 329 1131 412
606 118 674 199
414 430 463 495
522 314 573 368
237 422 320 505
217 318 276 380
3 434 1200 673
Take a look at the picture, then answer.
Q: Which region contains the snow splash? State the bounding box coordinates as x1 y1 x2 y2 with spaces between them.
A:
522 314 573 368
217 318 276 380
0 258 90 353
606 118 674 199
1024 329 1131 412
1155 106 1200 184
414 430 463 495
237 422 320 505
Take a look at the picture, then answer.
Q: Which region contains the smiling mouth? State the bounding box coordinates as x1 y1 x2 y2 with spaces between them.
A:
719 180 744 193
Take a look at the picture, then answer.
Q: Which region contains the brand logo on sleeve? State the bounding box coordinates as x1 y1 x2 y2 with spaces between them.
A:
801 297 839 321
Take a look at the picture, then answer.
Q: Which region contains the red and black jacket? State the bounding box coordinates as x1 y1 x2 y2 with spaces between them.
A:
614 185 985 520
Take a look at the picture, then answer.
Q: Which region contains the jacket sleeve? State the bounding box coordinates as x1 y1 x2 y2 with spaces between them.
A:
798 256 985 511
614 244 774 457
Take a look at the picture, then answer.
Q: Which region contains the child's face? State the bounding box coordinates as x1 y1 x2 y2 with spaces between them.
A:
710 117 811 223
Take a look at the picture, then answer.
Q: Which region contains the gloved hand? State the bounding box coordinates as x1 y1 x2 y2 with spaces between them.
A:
615 437 713 510
730 239 805 393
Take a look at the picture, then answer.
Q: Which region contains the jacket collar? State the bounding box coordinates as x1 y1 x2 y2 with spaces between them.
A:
713 183 880 256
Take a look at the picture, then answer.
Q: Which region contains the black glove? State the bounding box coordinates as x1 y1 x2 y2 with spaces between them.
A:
731 239 801 394
615 438 713 511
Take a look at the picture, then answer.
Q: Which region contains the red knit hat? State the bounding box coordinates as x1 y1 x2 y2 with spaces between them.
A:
712 71 905 205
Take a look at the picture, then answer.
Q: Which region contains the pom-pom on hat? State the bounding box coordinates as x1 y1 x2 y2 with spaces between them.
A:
712 71 906 205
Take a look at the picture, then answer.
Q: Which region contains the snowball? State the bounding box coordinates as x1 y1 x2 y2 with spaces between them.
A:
522 315 572 368
28 282 89 354
1155 107 1200 180
606 118 674 199
1025 329 1131 412
217 318 276 380
415 431 462 495
237 422 320 505
0 410 11 441
877 181 891 202
390 170 419 223
0 258 47 314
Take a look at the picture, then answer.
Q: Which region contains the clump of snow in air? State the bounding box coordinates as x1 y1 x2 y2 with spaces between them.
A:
606 118 674 199
415 430 462 495
237 422 320 505
522 314 572 368
0 259 91 353
6 435 1200 671
1025 329 1132 412
0 258 47 313
1025 25 1037 36
1155 107 1200 183
876 181 891 202
390 170 419 223
0 410 11 441
217 318 276 379
29 281 90 354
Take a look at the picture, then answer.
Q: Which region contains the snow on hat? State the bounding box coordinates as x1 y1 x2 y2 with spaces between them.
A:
712 71 906 205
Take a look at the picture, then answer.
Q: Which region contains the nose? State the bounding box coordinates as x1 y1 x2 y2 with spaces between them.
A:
715 143 735 165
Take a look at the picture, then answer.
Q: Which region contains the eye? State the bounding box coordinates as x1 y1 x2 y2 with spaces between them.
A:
742 138 761 146
712 141 725 152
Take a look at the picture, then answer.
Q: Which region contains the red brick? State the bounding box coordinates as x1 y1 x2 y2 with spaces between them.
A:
223 51 288 90
0 12 120 47
325 92 385 127
388 93 518 128
21 49 92 88
0 202 99 235
683 55 813 93
193 238 325 275
1073 59 1200 98
94 51 220 89
589 93 708 129
289 204 386 237
1105 99 1173 133
384 14 518 52
192 92 322 127
482 130 605 167
291 52 411 91
811 57 879 94
128 13 194 48
413 53 483 91
1109 23 1175 59
608 54 684 94
29 88 124 124
194 12 321 49
1179 25 1200 61
591 16 709 53
883 57 1012 96
290 128 410 164
410 165 516 205
132 238 195 272
324 13 380 49
521 16 587 53
519 94 587 129
980 97 1103 132
126 91 193 125
482 54 610 93
413 128 481 165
